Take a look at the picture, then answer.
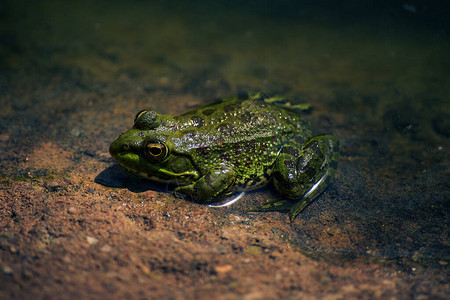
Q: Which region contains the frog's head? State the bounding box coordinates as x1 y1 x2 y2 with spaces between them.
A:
109 110 199 184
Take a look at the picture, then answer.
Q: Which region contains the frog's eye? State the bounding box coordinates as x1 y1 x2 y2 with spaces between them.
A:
145 142 168 162
134 110 147 123
134 110 161 130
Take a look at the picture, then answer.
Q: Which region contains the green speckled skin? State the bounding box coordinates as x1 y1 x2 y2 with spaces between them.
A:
109 92 339 220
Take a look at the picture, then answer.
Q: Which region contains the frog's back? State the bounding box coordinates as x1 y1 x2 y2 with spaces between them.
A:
177 96 311 146
167 96 312 189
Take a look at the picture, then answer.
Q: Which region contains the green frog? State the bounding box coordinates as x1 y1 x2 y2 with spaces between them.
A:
109 92 339 221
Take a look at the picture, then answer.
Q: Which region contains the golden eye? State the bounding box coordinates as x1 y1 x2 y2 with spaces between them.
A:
134 110 147 123
145 142 168 162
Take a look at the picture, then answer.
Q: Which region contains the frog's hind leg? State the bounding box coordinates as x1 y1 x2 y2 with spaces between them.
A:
273 134 339 221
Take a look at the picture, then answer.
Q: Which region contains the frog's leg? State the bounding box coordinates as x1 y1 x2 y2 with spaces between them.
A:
248 134 339 221
279 134 339 221
245 134 308 215
174 164 236 204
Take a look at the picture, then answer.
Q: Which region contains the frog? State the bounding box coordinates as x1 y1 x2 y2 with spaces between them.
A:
109 92 339 221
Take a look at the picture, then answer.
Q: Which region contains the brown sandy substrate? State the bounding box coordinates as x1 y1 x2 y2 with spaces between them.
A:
0 139 447 299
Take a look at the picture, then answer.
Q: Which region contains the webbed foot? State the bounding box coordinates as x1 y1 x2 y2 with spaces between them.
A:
248 134 339 221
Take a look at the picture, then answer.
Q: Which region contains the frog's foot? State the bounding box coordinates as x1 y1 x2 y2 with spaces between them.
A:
245 197 311 222
245 198 293 214
273 133 340 221
174 165 236 204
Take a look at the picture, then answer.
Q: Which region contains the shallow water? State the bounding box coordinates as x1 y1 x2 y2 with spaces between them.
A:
1 0 449 298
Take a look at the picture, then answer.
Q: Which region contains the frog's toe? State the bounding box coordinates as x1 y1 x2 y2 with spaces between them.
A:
245 199 293 214
173 189 186 199
288 198 308 222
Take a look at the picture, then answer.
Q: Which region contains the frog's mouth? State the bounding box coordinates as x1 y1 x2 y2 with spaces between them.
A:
111 151 199 184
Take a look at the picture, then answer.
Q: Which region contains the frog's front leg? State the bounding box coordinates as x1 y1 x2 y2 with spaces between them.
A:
249 134 339 221
174 164 236 203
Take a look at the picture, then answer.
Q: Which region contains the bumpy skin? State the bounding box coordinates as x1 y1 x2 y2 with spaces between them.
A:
109 93 339 221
